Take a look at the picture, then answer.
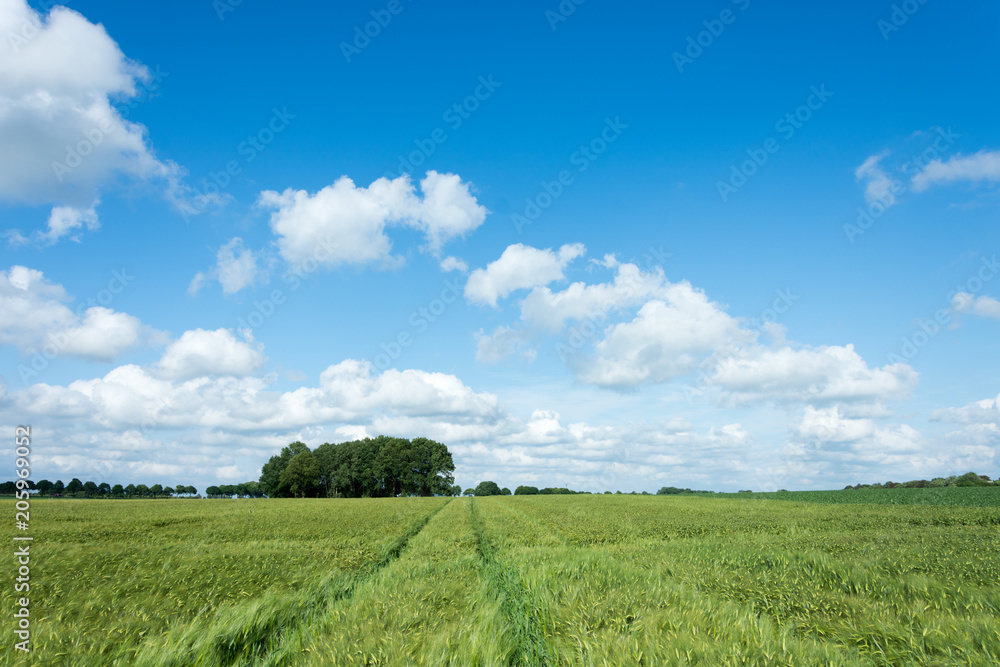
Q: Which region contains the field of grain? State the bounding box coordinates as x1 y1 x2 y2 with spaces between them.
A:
3 493 999 665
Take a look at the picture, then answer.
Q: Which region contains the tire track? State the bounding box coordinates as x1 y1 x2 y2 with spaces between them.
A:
469 498 553 666
136 498 452 667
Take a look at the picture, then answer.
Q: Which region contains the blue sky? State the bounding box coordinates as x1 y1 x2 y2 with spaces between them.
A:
1 0 999 492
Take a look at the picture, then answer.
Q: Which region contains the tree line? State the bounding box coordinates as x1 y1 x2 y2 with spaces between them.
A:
845 472 996 490
257 436 457 498
0 479 198 497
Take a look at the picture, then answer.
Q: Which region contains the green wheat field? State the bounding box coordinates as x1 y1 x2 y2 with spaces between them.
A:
3 492 1000 666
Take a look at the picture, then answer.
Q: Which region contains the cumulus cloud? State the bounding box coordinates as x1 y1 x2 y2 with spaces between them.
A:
475 326 537 364
0 0 185 237
952 292 1000 320
0 265 164 362
911 149 1000 192
40 202 101 244
469 255 914 409
855 150 898 207
465 243 585 307
257 171 486 270
932 393 1000 425
439 256 468 273
11 357 506 435
189 238 265 295
155 329 266 380
577 286 747 388
711 344 918 406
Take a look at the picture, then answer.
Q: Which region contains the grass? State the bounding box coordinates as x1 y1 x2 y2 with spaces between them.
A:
0 497 446 665
2 491 998 665
714 486 1000 506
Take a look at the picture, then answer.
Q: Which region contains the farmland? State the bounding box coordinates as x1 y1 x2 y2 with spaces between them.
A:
3 494 999 665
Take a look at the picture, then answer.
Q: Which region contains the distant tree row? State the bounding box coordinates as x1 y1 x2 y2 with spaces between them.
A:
0 479 198 497
257 436 456 498
845 472 996 490
204 482 264 498
656 486 714 495
513 485 577 495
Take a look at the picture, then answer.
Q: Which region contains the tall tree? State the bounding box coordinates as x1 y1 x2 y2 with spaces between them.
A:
474 481 502 496
36 479 53 495
259 441 310 497
279 451 322 498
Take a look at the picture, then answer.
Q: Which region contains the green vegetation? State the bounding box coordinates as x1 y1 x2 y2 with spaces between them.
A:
258 436 456 498
4 491 999 665
1 498 445 663
716 485 1000 506
0 479 199 497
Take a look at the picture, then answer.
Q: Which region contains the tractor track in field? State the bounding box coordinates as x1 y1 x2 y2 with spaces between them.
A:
135 498 452 667
469 498 554 667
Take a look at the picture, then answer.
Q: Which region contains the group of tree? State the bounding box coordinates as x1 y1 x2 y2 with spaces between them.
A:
844 472 996 490
0 479 198 497
462 481 511 496
204 482 264 498
513 485 578 495
656 486 714 495
257 436 456 498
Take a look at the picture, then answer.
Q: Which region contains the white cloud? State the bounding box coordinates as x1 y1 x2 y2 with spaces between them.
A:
855 150 898 207
577 285 747 388
711 344 918 406
0 1 184 236
439 256 468 273
932 393 1000 426
155 329 266 380
465 243 585 307
40 202 100 244
520 259 667 332
0 265 163 362
189 237 265 296
257 171 486 270
475 326 537 364
412 171 488 253
795 405 876 443
952 292 1000 320
911 149 1000 192
468 257 912 409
